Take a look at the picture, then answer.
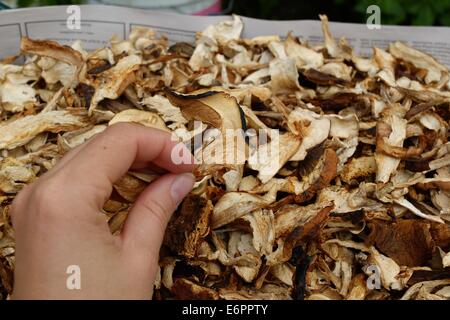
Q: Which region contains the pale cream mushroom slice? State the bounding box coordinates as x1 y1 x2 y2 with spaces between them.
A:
269 57 301 94
375 113 407 183
109 109 169 132
0 109 90 150
88 54 142 112
389 41 448 84
21 37 83 69
284 32 324 69
287 108 331 161
201 14 243 46
0 81 36 113
211 191 273 229
248 132 301 184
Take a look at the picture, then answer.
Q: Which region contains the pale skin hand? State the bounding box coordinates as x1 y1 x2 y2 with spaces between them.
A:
10 123 195 299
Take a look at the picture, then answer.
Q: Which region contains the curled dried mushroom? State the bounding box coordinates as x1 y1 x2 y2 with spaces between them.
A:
0 14 449 300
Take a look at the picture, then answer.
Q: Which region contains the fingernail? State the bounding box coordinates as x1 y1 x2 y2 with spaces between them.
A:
170 173 195 204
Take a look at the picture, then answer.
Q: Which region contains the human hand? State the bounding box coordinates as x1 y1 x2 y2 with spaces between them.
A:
10 123 195 299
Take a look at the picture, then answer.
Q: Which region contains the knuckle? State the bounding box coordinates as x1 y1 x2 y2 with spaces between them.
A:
10 182 36 227
10 188 28 226
27 176 67 220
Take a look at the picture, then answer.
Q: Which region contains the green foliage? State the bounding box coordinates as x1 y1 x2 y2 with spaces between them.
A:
352 0 450 25
254 0 279 18
225 0 450 26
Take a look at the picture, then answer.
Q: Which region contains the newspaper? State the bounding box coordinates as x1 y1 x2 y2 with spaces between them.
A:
2 4 450 67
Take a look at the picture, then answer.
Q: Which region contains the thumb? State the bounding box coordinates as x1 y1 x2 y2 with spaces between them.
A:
121 172 195 259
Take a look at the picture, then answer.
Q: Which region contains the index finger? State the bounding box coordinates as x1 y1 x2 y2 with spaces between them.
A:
61 123 194 202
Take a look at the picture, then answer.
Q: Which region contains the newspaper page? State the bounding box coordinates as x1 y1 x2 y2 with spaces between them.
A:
2 4 450 66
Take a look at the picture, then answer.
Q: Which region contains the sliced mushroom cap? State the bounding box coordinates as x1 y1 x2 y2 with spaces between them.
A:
109 109 169 132
248 132 301 184
171 278 219 300
319 14 351 60
0 109 90 150
269 57 301 94
0 81 36 112
284 33 324 69
294 146 339 203
340 156 377 185
165 89 245 132
89 54 142 112
21 37 83 68
288 108 331 161
201 14 243 45
389 41 447 84
164 194 213 258
375 113 407 183
364 247 411 290
211 192 270 229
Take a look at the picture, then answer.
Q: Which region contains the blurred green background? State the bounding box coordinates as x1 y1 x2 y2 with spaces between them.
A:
226 0 450 26
3 0 450 26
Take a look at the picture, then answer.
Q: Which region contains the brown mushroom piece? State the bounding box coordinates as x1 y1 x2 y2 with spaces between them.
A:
21 37 83 69
164 89 246 133
2 13 450 301
294 146 339 203
164 194 213 258
301 68 350 86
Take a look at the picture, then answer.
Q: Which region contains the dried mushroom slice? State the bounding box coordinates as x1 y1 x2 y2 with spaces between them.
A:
211 192 271 229
284 32 323 69
171 278 219 300
287 108 330 161
0 158 37 194
340 156 377 185
274 202 333 239
294 146 339 203
0 82 36 113
364 219 449 267
141 95 187 126
109 109 169 132
164 194 213 258
89 55 142 112
21 37 83 68
248 132 302 184
113 174 147 202
165 89 245 132
363 247 412 290
401 279 450 300
201 14 243 46
0 109 90 150
276 203 333 263
389 41 447 84
375 113 407 183
1 13 450 301
301 68 350 86
220 284 292 300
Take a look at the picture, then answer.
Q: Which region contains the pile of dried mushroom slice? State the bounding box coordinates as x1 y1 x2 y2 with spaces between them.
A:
1 14 450 300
